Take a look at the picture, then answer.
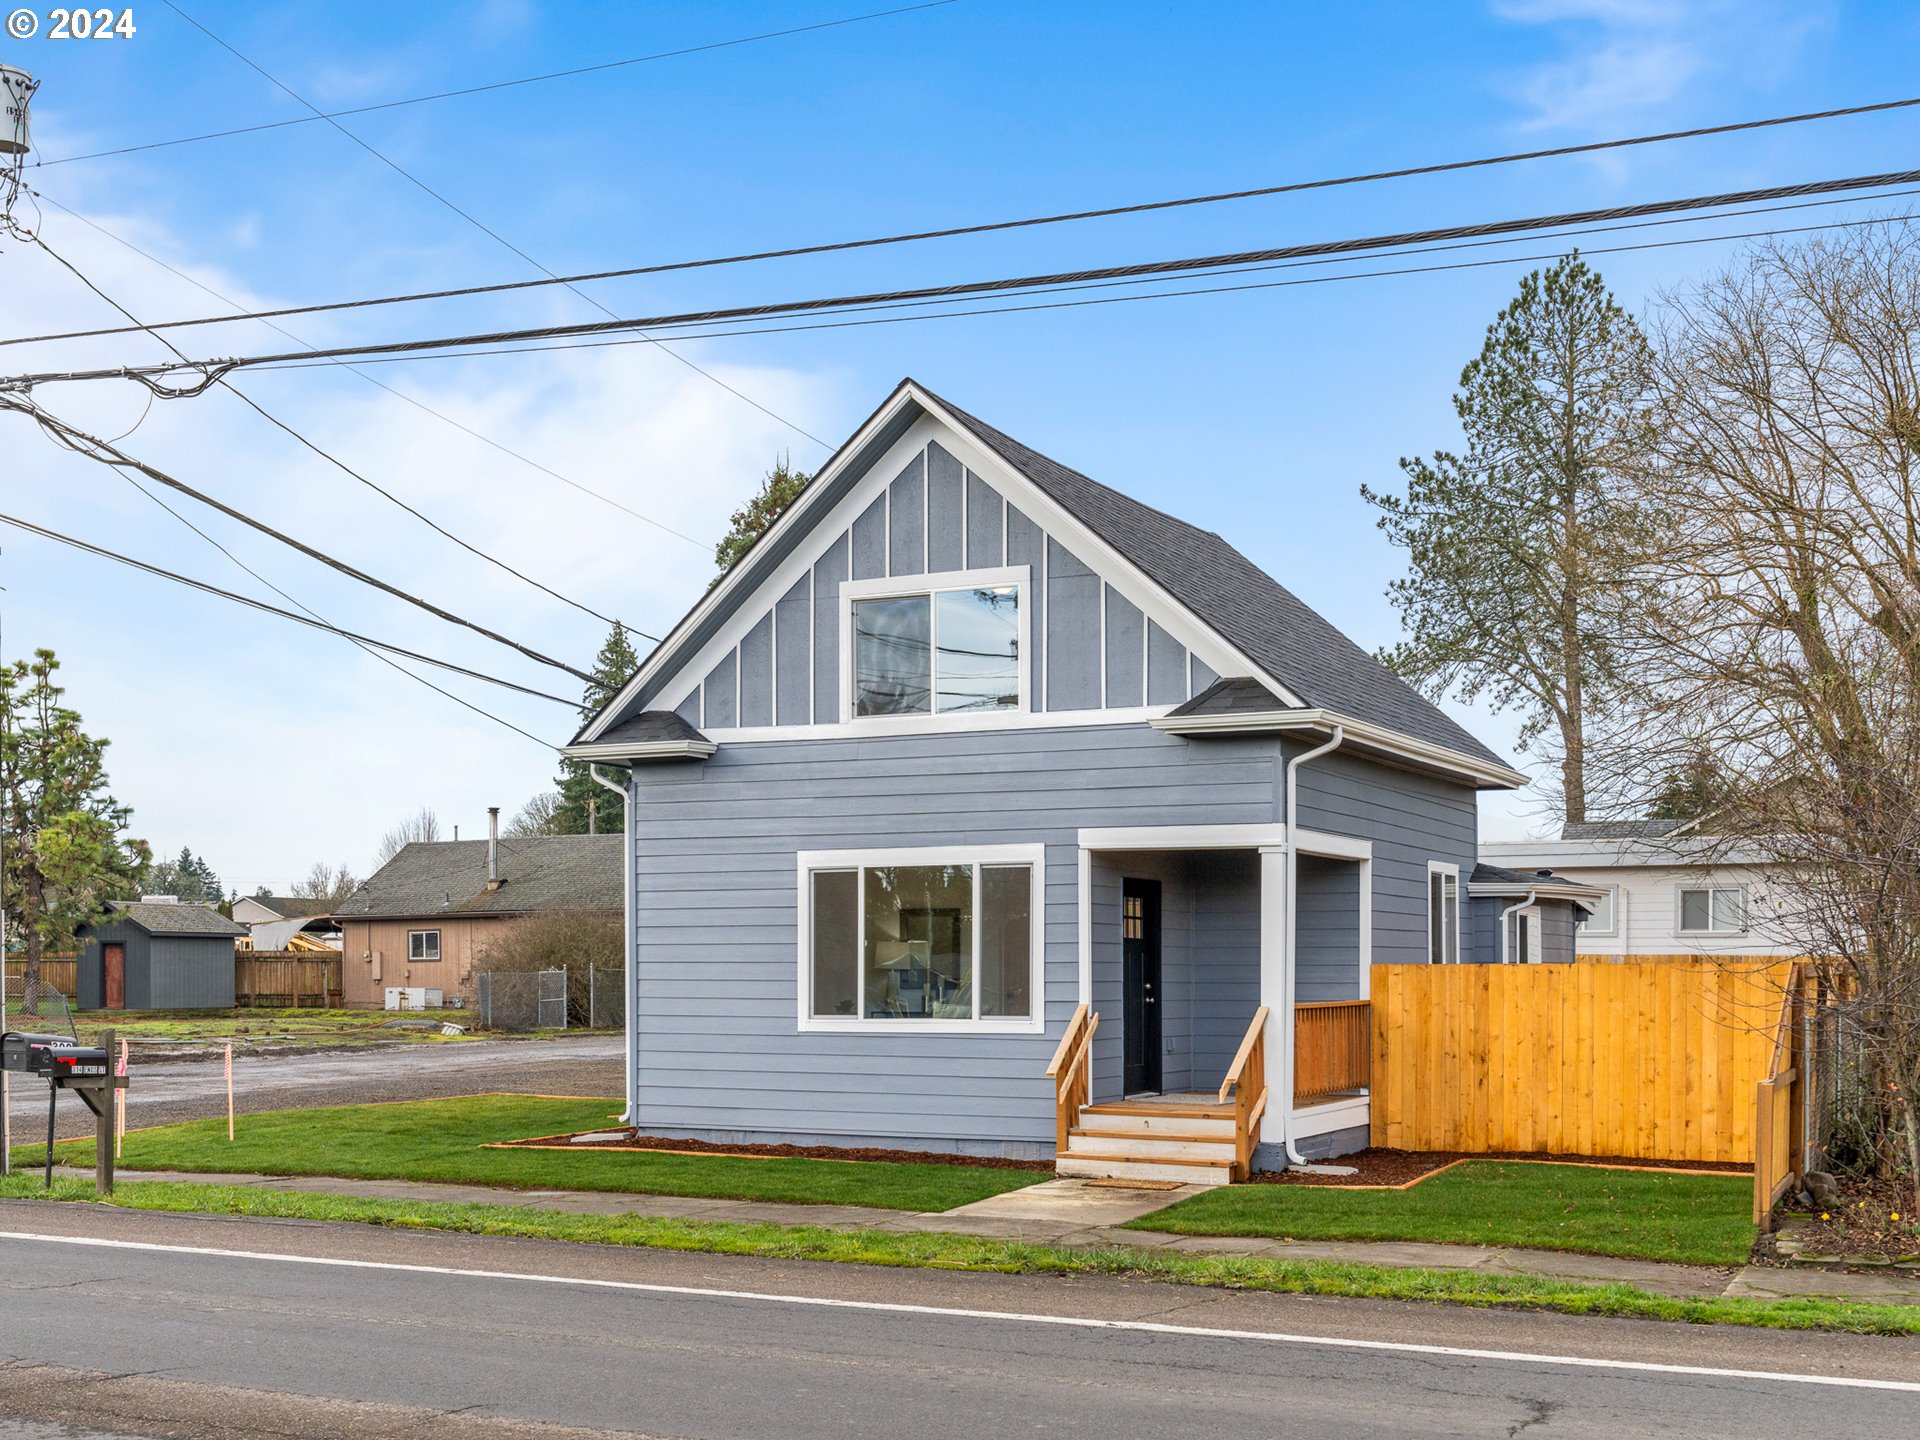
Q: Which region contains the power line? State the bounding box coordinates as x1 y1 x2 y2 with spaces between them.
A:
259 204 1919 373
162 0 829 450
16 167 1917 388
19 92 1920 351
0 510 575 706
35 1 962 168
30 192 709 551
28 230 636 634
3 391 599 683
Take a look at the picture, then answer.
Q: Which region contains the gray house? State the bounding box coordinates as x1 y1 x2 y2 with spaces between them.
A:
565 379 1563 1178
76 901 245 1010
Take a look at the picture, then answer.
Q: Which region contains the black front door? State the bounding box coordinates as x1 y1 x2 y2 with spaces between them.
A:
1122 879 1162 1094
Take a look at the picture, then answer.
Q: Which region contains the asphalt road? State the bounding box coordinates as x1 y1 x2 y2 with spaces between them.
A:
1 1034 623 1142
0 1202 1912 1439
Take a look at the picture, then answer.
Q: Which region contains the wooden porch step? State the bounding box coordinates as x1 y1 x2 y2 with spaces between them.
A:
1082 1100 1235 1120
1071 1125 1234 1146
1057 1154 1234 1185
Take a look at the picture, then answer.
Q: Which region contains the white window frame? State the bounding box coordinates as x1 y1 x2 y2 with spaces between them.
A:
1576 884 1621 938
838 566 1031 727
796 843 1046 1035
1502 906 1542 965
1676 883 1747 937
1426 861 1460 964
408 928 441 962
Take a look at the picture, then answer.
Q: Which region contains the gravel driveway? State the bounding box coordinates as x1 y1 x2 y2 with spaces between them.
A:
3 1035 623 1144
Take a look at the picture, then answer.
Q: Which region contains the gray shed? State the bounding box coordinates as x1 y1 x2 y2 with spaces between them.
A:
76 902 245 1011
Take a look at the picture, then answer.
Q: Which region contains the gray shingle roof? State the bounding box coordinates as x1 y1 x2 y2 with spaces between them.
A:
1469 862 1603 893
334 835 624 920
250 894 333 919
927 388 1511 770
590 711 709 746
1560 819 1687 841
102 902 246 937
1168 677 1293 717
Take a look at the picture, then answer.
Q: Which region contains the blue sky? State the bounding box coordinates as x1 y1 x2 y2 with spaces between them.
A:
3 0 1916 891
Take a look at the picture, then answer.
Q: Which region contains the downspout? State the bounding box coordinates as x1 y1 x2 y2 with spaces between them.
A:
590 763 637 1126
1497 891 1540 965
1281 726 1345 1166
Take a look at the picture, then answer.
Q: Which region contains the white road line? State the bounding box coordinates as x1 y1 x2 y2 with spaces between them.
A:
2 1229 1914 1394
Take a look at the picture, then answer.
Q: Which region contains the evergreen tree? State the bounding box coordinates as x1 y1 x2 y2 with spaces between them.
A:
713 457 811 579
553 623 642 834
1361 255 1658 823
0 649 147 982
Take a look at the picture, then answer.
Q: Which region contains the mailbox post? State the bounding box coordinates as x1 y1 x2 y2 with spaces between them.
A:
1 1029 123 1195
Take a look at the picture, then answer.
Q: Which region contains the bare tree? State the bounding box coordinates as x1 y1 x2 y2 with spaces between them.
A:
374 806 442 869
504 791 563 837
289 861 358 905
1622 221 1920 1204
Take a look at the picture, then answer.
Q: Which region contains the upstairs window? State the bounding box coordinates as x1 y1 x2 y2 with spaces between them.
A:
849 573 1024 718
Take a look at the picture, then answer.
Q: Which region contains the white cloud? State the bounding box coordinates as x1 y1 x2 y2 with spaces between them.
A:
2 193 840 891
1491 0 1833 133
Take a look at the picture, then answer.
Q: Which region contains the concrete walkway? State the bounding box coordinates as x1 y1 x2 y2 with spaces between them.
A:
61 1166 1920 1306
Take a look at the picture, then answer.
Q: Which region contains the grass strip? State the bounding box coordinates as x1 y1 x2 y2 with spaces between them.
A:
4 1176 1913 1337
1134 1160 1757 1266
22 1096 1045 1212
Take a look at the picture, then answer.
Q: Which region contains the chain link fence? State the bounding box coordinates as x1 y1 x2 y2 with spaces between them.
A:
588 965 624 1031
2 982 77 1040
1802 995 1878 1176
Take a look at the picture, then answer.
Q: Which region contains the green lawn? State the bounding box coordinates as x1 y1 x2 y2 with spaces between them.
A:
3 1175 1912 1337
1131 1161 1757 1266
25 1095 1044 1212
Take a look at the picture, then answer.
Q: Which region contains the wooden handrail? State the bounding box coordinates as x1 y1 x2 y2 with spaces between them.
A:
1046 1004 1099 1155
1045 1003 1090 1078
1218 1005 1271 1104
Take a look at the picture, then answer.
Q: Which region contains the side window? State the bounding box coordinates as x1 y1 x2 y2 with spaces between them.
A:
1678 885 1745 935
408 929 442 962
1427 863 1459 964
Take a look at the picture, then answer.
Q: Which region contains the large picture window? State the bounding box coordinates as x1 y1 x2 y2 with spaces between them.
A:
848 572 1024 719
800 846 1043 1032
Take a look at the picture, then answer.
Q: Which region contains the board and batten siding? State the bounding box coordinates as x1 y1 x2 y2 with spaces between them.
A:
667 439 1217 730
628 725 1282 1155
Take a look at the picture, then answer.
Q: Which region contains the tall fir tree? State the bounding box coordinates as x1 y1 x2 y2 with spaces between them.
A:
713 457 811 579
0 649 148 981
552 622 641 834
1360 255 1658 823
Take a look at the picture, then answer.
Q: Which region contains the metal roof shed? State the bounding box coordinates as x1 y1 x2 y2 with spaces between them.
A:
75 902 246 1010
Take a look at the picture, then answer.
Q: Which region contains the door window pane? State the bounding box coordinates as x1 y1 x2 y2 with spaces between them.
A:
934 587 1020 713
863 865 973 1018
854 596 931 715
811 871 859 1017
978 865 1032 1018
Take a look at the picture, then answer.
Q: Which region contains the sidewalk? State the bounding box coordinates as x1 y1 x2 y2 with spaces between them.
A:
68 1167 1920 1306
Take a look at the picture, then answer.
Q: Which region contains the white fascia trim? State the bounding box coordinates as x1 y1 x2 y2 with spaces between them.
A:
702 705 1174 745
1073 822 1369 857
560 740 717 762
794 843 1047 1037
1153 707 1527 790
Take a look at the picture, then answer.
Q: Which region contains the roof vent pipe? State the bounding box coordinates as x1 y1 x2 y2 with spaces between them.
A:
486 807 501 890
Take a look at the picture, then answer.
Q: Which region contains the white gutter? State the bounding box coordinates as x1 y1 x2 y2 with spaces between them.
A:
1280 725 1345 1167
1496 891 1540 965
590 763 638 1126
1152 707 1527 790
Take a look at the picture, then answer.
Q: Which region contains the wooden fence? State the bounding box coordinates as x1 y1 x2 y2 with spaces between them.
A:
1370 960 1794 1164
4 957 78 998
234 952 343 1008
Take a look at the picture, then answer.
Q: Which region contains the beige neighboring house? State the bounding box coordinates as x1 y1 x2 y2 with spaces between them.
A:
332 830 623 1007
1480 819 1805 960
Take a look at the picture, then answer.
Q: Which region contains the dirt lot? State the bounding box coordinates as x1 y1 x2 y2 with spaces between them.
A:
3 1033 623 1143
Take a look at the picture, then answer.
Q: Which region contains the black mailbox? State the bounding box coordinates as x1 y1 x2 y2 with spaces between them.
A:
1 1032 73 1075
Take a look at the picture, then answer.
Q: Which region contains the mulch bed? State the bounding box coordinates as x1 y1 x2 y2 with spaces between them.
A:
1250 1147 1752 1189
1772 1172 1920 1263
499 1130 1053 1173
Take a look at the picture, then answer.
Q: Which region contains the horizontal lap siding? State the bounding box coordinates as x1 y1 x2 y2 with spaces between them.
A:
1293 750 1479 966
631 726 1280 1149
1296 855 1363 1001
1188 853 1261 1089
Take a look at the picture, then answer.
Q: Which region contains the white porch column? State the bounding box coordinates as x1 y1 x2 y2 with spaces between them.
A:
1257 843 1289 1151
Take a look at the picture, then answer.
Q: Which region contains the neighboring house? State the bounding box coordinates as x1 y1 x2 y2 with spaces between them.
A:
332 830 623 1007
231 894 342 953
1481 820 1803 960
563 378 1549 1175
75 900 246 1010
1467 863 1608 967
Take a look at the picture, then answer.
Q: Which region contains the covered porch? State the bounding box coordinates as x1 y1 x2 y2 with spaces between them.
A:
1048 825 1375 1182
